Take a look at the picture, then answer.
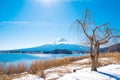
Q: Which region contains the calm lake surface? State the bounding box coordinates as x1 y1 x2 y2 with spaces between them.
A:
0 53 85 66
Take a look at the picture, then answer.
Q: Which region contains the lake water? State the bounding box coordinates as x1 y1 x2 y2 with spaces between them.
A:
0 53 85 66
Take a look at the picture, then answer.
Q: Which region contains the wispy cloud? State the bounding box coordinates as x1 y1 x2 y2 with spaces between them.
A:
0 21 30 24
63 0 92 2
34 0 93 2
0 21 70 27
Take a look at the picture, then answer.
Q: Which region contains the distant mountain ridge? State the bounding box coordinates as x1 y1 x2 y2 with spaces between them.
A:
0 37 90 53
18 37 89 53
101 43 120 52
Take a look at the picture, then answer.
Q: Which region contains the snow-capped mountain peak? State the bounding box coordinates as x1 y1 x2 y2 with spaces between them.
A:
48 37 70 44
56 37 67 42
0 37 89 53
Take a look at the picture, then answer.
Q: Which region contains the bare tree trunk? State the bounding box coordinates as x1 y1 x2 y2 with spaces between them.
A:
91 56 97 71
90 41 97 71
91 50 97 71
95 43 99 68
91 42 99 71
94 49 98 71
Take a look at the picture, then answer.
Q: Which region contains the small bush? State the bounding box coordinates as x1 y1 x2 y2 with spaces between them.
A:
16 63 28 73
0 63 4 75
5 64 17 75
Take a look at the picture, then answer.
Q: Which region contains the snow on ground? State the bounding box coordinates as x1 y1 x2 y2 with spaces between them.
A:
99 58 113 62
75 59 90 63
13 58 120 80
46 73 60 80
13 64 120 80
57 64 120 80
13 74 44 80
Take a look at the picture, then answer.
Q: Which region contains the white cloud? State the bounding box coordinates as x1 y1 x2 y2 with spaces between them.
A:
0 21 70 27
0 21 29 24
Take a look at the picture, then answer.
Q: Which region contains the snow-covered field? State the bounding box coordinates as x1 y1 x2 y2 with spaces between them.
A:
58 64 120 80
13 58 120 80
13 74 44 80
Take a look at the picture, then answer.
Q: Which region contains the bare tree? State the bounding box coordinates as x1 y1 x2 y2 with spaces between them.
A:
73 9 120 71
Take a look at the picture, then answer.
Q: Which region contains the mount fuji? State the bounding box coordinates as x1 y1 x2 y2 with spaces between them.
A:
0 37 90 53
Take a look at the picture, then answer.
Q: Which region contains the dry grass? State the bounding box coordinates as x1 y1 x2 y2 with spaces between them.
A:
0 63 28 75
29 57 85 77
0 63 4 75
0 72 28 80
99 52 120 58
97 52 120 66
0 56 84 79
83 52 120 67
29 57 83 74
16 63 28 73
0 63 28 80
6 64 17 75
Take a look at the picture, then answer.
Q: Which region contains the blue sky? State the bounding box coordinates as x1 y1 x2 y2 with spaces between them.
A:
0 0 120 50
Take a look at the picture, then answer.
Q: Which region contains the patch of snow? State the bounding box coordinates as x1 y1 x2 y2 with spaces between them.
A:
45 66 70 74
58 64 120 80
13 74 44 80
75 59 90 63
46 73 60 80
99 58 113 61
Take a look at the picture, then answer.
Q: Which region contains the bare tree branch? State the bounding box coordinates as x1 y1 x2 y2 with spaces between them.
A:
99 27 110 42
93 23 109 32
75 19 91 40
84 9 89 27
99 36 120 45
107 36 120 41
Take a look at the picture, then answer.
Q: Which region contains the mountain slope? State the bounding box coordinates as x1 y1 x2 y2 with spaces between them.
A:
101 43 120 52
103 43 120 52
20 43 89 52
0 37 89 53
19 37 89 53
